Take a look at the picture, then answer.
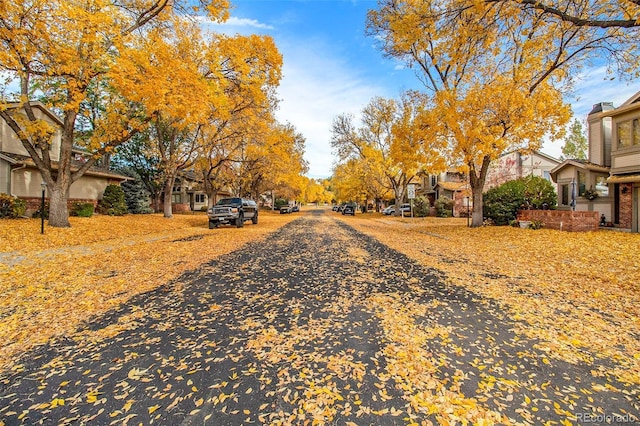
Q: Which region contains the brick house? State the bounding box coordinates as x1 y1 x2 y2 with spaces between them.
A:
0 102 129 213
484 150 560 192
550 90 640 231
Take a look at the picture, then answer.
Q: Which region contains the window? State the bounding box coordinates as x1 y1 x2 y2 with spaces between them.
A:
561 184 569 205
577 171 586 196
617 118 640 148
430 175 438 187
543 171 551 181
172 194 182 203
595 176 609 197
195 194 206 203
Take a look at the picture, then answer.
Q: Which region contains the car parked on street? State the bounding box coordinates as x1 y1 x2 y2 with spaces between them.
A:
280 205 291 214
382 203 411 216
208 197 258 228
342 202 357 216
382 205 395 215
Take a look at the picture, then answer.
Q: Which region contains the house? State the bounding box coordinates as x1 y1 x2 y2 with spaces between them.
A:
484 150 561 191
419 171 471 217
169 170 231 212
550 90 640 231
0 102 129 212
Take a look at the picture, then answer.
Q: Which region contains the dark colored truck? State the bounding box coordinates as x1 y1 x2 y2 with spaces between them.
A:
207 197 258 229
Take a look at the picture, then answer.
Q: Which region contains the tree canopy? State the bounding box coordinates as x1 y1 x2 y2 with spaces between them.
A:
0 0 305 226
366 0 638 226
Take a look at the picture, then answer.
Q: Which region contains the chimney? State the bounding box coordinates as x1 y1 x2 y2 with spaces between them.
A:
587 102 614 167
588 102 614 115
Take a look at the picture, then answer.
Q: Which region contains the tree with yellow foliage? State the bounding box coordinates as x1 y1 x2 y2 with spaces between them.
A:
194 33 283 209
367 0 638 226
232 121 307 203
331 93 445 215
0 0 229 227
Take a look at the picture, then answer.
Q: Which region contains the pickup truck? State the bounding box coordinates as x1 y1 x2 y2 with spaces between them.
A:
207 197 258 229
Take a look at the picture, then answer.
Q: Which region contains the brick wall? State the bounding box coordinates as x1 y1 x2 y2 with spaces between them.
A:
618 183 633 229
518 210 600 232
172 203 191 213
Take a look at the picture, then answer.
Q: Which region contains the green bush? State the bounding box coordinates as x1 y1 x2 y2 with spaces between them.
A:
71 202 95 217
0 193 27 218
121 178 153 214
434 196 453 218
32 201 49 219
483 176 556 225
413 196 430 217
98 184 128 216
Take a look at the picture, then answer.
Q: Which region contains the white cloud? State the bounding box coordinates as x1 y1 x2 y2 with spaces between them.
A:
220 17 275 30
195 16 274 34
274 40 388 179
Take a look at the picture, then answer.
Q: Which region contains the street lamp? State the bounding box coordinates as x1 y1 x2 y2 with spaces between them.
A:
40 181 47 234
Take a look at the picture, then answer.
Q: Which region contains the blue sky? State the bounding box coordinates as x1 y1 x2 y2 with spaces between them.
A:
215 0 639 179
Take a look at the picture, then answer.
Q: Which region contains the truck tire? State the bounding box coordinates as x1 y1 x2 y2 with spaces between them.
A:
236 213 244 228
209 220 216 229
252 212 258 224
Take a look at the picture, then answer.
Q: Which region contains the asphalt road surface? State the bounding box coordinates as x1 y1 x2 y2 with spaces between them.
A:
1 210 638 425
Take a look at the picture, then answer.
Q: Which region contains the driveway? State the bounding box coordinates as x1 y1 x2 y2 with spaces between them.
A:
0 210 638 424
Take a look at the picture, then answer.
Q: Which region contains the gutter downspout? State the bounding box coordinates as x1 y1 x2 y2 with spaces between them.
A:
9 163 27 197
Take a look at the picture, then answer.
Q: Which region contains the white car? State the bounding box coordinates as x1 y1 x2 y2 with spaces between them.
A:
382 205 395 215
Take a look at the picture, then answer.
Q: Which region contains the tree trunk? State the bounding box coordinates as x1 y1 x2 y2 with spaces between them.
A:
48 184 71 227
163 176 175 218
471 185 484 227
469 155 492 228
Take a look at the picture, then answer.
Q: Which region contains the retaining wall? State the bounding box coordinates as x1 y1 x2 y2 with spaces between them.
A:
517 210 600 232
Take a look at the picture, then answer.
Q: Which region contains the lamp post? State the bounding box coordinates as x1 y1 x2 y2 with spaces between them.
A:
40 181 47 234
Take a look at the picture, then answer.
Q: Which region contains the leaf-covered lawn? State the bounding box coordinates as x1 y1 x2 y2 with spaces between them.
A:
339 213 640 388
0 211 299 371
0 209 638 425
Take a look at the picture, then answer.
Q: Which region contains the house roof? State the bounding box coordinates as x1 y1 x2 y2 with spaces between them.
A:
0 150 131 181
606 174 640 184
3 101 64 127
436 181 470 192
599 89 640 118
497 149 561 164
550 159 610 176
529 150 562 164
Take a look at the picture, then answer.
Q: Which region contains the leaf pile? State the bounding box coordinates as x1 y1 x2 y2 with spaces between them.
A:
341 214 640 387
0 211 299 371
0 211 637 425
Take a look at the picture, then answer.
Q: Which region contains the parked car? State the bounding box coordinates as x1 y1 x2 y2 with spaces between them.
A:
342 202 357 216
280 205 291 214
332 205 339 211
337 203 346 213
382 205 395 215
291 205 300 212
382 203 411 216
208 197 258 228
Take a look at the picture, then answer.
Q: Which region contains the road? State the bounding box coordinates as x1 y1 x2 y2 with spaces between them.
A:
0 210 638 425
